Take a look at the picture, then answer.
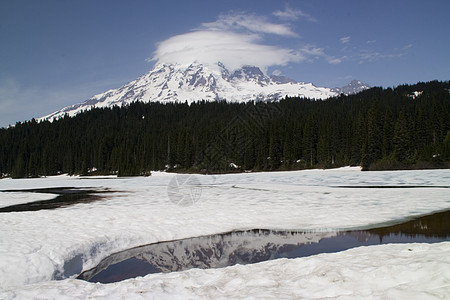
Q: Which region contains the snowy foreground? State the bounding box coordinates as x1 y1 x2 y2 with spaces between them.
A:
2 242 449 299
0 167 449 299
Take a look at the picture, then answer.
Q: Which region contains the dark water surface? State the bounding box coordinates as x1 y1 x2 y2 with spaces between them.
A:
336 185 449 189
0 187 107 212
78 209 450 284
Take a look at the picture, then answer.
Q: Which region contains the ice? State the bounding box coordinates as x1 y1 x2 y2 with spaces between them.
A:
0 168 449 298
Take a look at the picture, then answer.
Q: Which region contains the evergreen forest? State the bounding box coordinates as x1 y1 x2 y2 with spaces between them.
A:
0 80 449 178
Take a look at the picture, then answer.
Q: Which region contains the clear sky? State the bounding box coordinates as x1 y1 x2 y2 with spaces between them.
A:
0 0 449 127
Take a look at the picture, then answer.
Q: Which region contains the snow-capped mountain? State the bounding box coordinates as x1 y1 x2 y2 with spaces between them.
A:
40 62 369 121
332 80 371 95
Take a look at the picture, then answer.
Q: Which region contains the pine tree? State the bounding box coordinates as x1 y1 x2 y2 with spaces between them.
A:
366 99 382 164
393 110 412 163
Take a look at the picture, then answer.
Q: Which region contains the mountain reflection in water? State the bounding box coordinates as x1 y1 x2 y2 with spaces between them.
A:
78 210 449 283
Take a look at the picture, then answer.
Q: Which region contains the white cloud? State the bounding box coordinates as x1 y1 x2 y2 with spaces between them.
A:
150 11 314 72
338 41 412 64
328 57 343 64
300 45 325 57
299 45 343 65
201 12 298 37
150 10 340 72
340 36 351 44
151 31 304 72
401 44 413 50
273 5 316 22
356 46 411 64
272 69 282 76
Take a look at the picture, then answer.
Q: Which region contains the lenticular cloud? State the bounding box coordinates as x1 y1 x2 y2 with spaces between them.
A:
151 31 303 72
149 11 306 72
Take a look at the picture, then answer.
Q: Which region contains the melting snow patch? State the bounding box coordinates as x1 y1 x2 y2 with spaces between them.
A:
229 162 240 169
408 91 423 99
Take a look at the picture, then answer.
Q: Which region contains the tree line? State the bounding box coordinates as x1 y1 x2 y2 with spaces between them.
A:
0 80 448 178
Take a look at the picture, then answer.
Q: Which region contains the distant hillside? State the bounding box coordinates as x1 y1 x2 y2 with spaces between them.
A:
1 81 448 177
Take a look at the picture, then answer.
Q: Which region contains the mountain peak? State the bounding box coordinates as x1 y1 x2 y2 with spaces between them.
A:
332 80 370 95
229 66 269 86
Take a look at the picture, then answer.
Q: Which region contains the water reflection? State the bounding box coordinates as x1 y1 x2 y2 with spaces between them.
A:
78 210 449 283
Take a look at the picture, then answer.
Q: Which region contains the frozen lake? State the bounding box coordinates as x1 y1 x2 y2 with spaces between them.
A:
0 168 449 299
79 210 449 284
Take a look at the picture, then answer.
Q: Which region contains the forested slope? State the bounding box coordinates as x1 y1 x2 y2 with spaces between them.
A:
1 81 448 177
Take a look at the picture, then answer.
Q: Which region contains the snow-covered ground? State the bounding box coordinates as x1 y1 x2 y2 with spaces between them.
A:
0 168 449 299
0 191 56 208
2 242 449 299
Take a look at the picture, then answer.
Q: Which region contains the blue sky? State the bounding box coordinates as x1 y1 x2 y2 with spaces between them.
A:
0 0 449 127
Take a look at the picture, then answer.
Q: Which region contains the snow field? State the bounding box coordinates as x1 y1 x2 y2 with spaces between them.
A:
0 191 57 208
1 242 449 299
0 168 449 298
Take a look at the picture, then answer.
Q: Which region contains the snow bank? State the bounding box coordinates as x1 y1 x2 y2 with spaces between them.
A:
1 242 449 299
